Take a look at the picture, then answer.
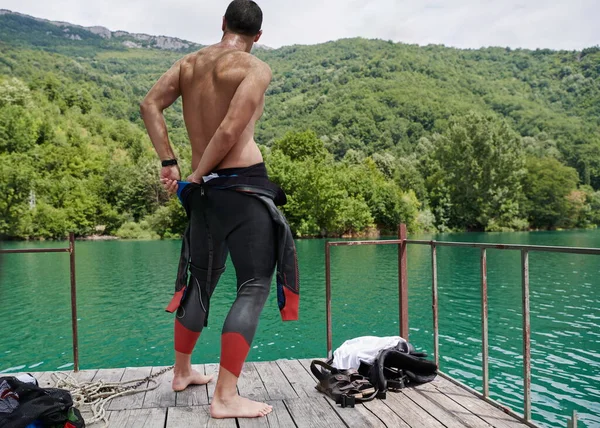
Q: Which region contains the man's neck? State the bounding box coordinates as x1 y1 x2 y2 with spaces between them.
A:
219 32 254 53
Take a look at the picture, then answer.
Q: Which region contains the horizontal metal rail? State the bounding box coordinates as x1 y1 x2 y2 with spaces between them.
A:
405 239 600 255
0 234 79 371
325 227 599 427
0 248 71 254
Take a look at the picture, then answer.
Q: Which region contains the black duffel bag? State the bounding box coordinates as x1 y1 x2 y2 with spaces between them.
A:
0 376 85 428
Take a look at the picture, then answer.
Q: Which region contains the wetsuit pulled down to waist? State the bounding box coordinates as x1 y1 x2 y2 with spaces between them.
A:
170 163 293 377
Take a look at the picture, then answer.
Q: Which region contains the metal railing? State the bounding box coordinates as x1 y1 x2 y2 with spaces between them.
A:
0 233 79 371
325 224 600 427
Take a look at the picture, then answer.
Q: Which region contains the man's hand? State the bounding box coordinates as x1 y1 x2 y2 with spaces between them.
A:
187 172 202 184
160 165 181 194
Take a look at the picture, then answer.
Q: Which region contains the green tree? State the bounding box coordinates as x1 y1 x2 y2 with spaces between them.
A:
425 112 526 231
523 157 580 229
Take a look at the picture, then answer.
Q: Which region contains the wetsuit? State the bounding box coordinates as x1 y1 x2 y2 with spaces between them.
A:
167 163 299 377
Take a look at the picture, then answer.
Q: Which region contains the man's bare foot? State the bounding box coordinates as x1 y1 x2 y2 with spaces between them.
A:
210 394 273 419
172 369 213 392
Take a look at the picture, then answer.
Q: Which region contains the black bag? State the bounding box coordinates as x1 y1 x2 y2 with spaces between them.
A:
0 376 85 428
358 341 438 395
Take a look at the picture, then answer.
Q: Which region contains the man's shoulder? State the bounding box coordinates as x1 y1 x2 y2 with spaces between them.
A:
215 51 271 84
218 51 270 73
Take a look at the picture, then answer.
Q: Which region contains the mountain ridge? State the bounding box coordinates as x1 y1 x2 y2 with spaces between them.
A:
0 9 276 52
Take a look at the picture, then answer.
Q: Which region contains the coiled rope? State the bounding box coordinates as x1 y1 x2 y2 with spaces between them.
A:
51 366 174 426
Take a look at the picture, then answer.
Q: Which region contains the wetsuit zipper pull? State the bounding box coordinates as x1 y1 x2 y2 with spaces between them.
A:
201 187 205 196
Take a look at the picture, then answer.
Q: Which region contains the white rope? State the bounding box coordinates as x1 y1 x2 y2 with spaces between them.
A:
51 372 163 427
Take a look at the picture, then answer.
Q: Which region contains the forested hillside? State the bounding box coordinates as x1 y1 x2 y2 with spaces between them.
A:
1 11 599 239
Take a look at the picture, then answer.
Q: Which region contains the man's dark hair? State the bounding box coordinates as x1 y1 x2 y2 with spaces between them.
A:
224 0 263 37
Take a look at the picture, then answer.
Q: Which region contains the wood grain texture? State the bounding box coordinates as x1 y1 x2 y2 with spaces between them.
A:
284 396 346 428
255 360 298 400
276 359 322 398
431 377 527 428
237 362 269 402
107 408 166 428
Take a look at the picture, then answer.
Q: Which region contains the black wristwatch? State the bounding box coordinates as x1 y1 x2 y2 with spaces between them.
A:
161 159 178 167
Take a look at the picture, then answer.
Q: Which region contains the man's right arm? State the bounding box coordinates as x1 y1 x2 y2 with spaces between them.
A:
189 61 272 182
140 60 182 162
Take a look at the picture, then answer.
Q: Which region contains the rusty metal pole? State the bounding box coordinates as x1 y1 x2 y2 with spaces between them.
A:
481 248 489 397
69 233 80 372
521 250 531 421
431 242 439 367
399 224 409 340
325 242 333 359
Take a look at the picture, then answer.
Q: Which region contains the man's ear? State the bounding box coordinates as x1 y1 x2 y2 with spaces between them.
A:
222 17 227 32
254 30 263 43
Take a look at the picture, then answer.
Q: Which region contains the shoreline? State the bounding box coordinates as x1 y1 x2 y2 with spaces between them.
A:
1 224 597 243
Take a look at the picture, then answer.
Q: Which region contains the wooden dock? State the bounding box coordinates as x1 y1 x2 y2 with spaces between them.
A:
26 359 530 427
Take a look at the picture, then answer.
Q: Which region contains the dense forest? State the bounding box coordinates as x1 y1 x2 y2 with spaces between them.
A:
1 11 599 239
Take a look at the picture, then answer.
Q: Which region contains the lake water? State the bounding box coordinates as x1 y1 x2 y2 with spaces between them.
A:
1 230 599 427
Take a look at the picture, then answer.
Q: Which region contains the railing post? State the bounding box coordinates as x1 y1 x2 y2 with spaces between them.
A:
481 248 489 397
69 233 80 372
521 250 531 421
567 410 578 428
431 242 439 367
399 224 409 340
325 242 333 359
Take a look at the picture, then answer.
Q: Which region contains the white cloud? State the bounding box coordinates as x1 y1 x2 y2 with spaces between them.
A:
0 0 597 49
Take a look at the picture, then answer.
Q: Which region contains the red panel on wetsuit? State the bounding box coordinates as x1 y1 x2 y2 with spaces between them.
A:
174 319 201 354
166 288 186 313
280 288 299 321
220 332 250 377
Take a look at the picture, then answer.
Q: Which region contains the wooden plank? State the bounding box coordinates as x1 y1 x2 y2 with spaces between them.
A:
432 377 527 428
383 390 446 428
284 396 346 428
325 399 387 428
276 359 322 398
142 366 176 409
363 399 411 428
108 408 167 428
205 363 220 402
412 381 495 428
108 366 153 411
166 406 237 428
176 364 210 407
92 368 126 383
255 361 298 400
237 362 269 402
70 369 98 383
237 400 296 428
401 387 473 428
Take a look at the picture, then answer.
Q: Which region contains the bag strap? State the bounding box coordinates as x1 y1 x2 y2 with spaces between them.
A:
310 360 340 381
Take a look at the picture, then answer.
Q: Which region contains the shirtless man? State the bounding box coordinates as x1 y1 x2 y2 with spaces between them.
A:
140 0 282 419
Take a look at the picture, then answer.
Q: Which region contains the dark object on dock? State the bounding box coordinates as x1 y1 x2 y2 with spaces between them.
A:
358 342 438 395
0 376 84 428
310 360 377 406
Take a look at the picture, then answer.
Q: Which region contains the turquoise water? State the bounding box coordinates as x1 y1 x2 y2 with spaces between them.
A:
0 230 599 427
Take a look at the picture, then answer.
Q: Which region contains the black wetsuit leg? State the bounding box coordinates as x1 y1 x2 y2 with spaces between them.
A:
174 186 276 377
174 187 228 354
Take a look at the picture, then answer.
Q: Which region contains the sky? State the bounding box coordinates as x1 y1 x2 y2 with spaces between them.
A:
0 0 598 50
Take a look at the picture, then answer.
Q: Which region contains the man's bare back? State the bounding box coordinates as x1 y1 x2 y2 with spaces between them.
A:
179 46 268 171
